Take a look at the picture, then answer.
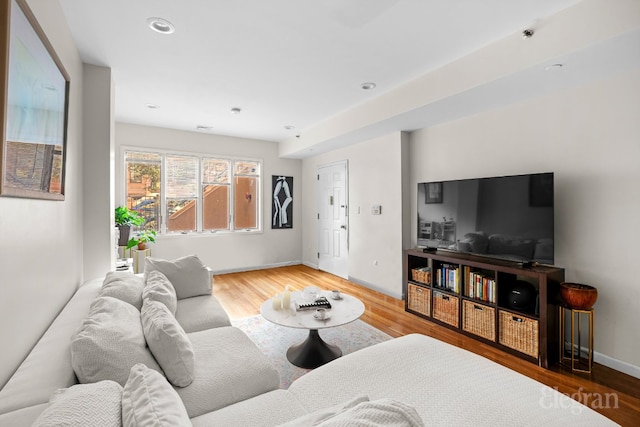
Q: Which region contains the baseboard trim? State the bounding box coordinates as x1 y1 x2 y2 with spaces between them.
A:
562 340 640 379
211 260 302 276
595 351 640 379
348 275 402 300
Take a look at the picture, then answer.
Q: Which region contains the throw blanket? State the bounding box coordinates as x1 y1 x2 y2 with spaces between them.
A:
281 397 424 427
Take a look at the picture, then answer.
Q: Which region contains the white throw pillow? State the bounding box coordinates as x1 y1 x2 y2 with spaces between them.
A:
100 272 145 310
141 299 195 387
71 296 162 386
122 364 192 427
144 255 211 299
32 380 123 427
143 270 178 315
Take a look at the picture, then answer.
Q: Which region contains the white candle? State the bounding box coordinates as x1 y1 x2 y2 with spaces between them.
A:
282 286 291 310
272 294 282 310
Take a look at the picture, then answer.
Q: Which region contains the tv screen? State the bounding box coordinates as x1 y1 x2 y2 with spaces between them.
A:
417 173 554 265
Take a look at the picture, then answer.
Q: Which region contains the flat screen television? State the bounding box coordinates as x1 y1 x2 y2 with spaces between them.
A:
417 172 554 265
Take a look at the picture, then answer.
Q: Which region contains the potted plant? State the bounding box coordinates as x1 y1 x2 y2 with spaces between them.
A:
126 229 157 250
115 206 144 246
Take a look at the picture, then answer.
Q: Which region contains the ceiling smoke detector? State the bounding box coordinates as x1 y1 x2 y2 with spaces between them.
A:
147 17 175 34
522 28 534 39
230 107 242 115
360 82 377 90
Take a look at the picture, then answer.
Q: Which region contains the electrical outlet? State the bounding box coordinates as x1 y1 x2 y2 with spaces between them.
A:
371 205 382 215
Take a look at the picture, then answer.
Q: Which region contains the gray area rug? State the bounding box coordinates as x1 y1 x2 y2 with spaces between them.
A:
232 315 392 388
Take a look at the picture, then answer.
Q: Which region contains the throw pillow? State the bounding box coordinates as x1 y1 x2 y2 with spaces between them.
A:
144 255 211 299
32 380 123 427
143 270 178 315
100 272 145 310
278 395 369 426
141 299 195 387
122 363 192 427
71 296 162 386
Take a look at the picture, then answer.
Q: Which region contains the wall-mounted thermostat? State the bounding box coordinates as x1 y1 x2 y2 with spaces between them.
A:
371 205 382 215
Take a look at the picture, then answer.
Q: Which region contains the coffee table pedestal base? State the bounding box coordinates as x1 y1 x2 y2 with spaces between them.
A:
287 329 342 369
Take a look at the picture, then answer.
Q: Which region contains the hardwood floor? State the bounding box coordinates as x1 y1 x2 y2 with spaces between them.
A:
212 264 640 426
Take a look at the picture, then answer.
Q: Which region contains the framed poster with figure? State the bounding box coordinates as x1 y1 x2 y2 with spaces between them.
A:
1 0 70 200
272 175 293 229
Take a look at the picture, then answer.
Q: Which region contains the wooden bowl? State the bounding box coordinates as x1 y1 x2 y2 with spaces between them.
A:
560 282 598 309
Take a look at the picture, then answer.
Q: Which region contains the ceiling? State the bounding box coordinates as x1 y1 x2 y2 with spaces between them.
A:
59 0 592 147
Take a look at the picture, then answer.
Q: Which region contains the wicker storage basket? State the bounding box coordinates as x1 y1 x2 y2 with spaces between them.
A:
462 300 496 341
411 268 431 284
433 291 459 327
499 311 539 358
407 283 431 317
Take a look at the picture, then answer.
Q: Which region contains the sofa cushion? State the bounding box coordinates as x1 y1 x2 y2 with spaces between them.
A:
0 278 103 415
190 390 308 427
122 364 191 427
143 270 178 315
71 296 162 386
175 326 280 418
176 294 231 333
145 255 211 299
0 403 49 427
141 300 195 387
100 271 145 310
32 380 122 427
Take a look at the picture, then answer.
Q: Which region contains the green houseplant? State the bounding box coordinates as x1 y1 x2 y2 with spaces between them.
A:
115 206 144 246
127 229 157 250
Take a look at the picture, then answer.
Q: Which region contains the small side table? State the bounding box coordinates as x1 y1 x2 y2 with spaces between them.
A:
131 248 151 274
559 306 594 373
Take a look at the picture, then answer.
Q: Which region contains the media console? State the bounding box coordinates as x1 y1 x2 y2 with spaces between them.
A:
404 249 565 368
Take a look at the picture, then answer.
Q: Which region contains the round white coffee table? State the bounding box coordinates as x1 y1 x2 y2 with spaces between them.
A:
260 290 365 369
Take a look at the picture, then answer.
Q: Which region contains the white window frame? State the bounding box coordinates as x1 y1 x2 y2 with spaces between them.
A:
122 146 262 235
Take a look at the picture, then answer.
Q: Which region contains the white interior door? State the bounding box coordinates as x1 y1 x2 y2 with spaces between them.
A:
317 161 348 279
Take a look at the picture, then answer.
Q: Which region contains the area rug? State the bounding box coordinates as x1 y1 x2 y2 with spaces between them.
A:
232 315 392 388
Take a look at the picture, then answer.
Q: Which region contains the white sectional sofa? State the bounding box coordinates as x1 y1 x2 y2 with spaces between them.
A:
0 256 617 426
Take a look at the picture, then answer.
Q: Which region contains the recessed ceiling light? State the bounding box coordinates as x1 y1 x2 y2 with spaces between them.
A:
360 82 376 90
284 125 295 130
145 103 160 109
147 17 175 34
545 63 564 71
230 107 242 115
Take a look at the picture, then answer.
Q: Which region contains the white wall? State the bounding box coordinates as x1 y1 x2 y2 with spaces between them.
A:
82 65 115 281
409 69 640 374
302 132 407 298
115 123 302 272
0 0 84 387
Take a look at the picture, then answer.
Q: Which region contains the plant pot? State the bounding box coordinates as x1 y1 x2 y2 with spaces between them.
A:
117 225 131 247
137 242 146 250
560 282 598 310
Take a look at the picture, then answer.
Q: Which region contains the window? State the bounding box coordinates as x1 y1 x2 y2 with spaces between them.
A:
124 149 261 234
125 152 161 231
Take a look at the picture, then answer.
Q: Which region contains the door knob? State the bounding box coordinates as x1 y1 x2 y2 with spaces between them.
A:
340 225 346 229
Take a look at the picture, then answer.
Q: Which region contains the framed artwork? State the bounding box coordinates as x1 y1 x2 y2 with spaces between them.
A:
272 175 293 229
424 182 443 204
0 0 70 200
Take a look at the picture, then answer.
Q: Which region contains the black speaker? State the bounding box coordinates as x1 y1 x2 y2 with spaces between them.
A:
508 280 537 311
